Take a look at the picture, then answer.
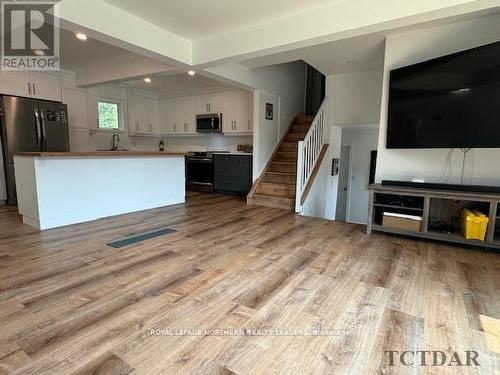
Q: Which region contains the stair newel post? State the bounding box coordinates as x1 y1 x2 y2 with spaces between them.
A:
295 140 305 213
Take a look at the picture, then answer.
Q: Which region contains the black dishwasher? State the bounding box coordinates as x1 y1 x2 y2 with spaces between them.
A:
214 154 253 195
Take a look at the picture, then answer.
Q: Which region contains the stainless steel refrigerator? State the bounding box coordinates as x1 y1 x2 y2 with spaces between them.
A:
0 95 69 205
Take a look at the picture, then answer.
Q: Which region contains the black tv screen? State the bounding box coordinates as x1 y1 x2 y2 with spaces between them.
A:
387 41 500 149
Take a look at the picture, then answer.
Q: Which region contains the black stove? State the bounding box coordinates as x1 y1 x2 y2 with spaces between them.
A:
185 151 229 193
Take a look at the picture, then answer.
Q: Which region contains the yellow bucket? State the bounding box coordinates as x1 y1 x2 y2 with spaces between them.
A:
460 209 489 241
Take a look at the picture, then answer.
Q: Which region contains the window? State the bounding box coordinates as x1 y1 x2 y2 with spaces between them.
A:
98 100 121 130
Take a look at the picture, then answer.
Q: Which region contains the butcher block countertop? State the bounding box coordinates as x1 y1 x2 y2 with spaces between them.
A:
14 151 186 157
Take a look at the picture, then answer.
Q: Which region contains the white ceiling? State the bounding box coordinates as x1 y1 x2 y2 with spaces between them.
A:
59 28 149 71
123 72 234 96
240 10 500 75
242 33 386 75
102 0 339 40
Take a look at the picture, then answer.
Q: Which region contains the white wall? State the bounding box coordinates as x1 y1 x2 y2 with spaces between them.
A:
253 91 280 178
302 126 342 220
326 71 383 125
375 13 500 185
302 70 382 220
340 126 379 224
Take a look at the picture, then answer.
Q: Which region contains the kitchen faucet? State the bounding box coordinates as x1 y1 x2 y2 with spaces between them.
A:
111 133 120 151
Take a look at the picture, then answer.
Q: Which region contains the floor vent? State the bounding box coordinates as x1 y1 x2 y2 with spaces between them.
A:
107 227 177 248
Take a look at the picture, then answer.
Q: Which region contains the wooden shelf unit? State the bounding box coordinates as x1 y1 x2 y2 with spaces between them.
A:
367 183 500 250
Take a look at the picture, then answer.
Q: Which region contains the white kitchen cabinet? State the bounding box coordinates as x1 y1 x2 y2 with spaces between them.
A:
248 91 254 133
0 71 61 101
198 92 222 114
30 72 62 101
222 90 251 134
62 88 88 129
0 71 31 97
148 98 159 134
165 98 178 134
158 99 169 135
176 96 197 134
133 95 159 134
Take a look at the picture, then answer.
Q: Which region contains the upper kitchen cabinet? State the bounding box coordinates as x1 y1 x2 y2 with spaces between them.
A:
0 71 31 97
222 90 251 134
198 92 222 114
62 88 88 129
176 96 198 135
30 72 62 102
248 91 254 133
0 71 62 101
133 94 159 134
160 96 197 135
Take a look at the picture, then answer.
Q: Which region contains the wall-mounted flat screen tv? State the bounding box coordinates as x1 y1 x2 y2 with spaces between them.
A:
387 41 500 149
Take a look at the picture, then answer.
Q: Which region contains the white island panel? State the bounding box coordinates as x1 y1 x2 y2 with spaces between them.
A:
14 155 185 230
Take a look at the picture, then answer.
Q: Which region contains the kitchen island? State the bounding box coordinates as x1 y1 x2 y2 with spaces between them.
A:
13 151 186 230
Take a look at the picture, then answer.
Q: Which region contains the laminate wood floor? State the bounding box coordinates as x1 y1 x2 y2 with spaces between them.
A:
0 193 499 374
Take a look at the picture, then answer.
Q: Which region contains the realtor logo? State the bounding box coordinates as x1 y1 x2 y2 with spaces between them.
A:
1 1 60 70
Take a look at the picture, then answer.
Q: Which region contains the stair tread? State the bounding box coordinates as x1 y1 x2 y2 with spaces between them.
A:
259 181 296 188
254 192 295 200
266 171 297 176
272 161 297 164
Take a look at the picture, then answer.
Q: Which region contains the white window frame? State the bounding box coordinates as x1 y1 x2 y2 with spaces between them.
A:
97 98 125 131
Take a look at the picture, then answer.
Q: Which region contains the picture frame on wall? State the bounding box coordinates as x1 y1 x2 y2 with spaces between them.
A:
265 103 273 120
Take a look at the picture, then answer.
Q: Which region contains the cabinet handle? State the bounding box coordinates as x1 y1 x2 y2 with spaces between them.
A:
149 123 152 132
174 123 176 132
208 104 211 112
28 82 31 96
33 83 36 96
136 122 139 131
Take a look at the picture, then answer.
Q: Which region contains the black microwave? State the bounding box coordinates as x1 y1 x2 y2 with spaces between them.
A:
196 113 222 133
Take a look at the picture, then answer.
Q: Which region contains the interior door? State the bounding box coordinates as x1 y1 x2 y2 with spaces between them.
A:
336 145 351 221
39 101 69 152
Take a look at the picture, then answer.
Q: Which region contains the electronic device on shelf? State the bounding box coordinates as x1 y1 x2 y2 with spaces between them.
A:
381 180 500 194
387 40 500 149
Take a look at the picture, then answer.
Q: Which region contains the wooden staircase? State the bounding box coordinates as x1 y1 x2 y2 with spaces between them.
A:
247 116 313 210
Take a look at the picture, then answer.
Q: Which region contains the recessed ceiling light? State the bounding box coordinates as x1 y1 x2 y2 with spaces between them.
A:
188 70 196 76
76 33 87 41
34 49 45 56
144 77 152 83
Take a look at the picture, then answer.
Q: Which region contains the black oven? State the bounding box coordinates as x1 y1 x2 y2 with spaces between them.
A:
196 113 222 133
186 152 215 193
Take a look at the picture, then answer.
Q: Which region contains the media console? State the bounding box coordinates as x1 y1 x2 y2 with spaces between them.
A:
382 180 500 194
367 183 500 250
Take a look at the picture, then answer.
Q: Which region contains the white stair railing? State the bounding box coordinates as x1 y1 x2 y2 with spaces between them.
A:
295 98 328 213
